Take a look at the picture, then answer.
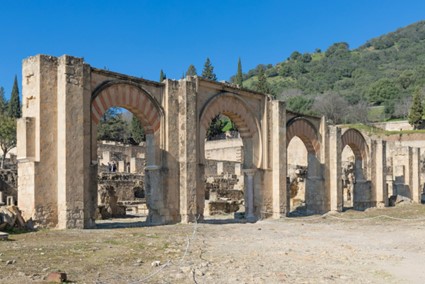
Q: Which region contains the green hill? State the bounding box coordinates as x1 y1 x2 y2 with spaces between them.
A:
239 21 425 123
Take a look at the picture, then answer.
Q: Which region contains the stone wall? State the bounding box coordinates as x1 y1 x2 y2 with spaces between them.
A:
0 169 17 205
204 138 243 162
98 172 144 202
372 120 413 131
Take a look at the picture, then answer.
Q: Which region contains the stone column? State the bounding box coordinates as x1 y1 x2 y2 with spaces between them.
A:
217 162 223 175
18 55 59 227
243 169 256 220
372 140 387 207
0 191 4 205
328 126 342 212
145 165 164 224
411 147 421 203
269 100 288 218
177 78 201 222
57 55 93 229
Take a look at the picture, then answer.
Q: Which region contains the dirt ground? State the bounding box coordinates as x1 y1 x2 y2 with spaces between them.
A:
1 204 425 284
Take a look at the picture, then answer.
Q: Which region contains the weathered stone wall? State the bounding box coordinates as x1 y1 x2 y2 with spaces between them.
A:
98 141 146 162
372 120 413 131
204 138 243 162
98 172 144 201
0 169 17 205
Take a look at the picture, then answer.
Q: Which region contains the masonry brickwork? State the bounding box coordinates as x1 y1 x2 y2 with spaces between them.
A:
16 54 425 228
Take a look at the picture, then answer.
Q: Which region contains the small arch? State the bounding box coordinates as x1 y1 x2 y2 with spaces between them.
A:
286 118 320 156
200 92 260 139
341 129 368 161
91 81 162 134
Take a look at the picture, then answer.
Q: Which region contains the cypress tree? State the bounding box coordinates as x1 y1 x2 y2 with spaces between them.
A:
8 76 21 118
408 89 424 129
159 69 166 82
255 66 271 95
235 58 243 87
201 58 217 81
186 64 197 76
0 87 7 115
130 115 145 144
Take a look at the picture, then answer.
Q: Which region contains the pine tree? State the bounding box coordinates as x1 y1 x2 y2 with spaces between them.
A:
201 58 217 81
0 87 7 115
408 89 424 129
255 66 271 95
159 69 166 82
186 64 197 76
130 115 145 144
8 76 21 118
235 58 243 87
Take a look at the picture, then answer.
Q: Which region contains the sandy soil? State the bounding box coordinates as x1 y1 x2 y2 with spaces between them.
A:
1 204 425 283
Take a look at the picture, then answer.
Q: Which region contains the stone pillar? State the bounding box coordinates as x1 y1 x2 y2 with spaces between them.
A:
328 126 342 212
103 151 111 164
243 169 256 220
411 147 421 203
269 100 288 218
118 161 125 173
235 163 241 176
145 165 164 224
56 55 93 229
6 196 14 206
177 79 201 222
130 157 144 173
0 191 3 205
217 162 223 175
372 140 387 207
18 55 59 227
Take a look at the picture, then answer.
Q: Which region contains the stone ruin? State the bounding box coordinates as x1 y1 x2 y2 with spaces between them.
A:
287 165 308 214
0 169 17 207
0 205 33 231
11 54 425 229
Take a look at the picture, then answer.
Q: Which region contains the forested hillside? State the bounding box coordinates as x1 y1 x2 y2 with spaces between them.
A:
239 21 425 123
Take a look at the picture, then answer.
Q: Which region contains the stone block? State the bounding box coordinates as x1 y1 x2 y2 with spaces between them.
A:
46 272 67 283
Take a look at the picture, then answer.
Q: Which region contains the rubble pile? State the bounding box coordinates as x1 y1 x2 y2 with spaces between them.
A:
205 174 244 215
0 205 33 231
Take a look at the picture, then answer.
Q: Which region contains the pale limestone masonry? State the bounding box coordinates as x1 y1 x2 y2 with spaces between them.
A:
16 54 425 229
204 138 243 162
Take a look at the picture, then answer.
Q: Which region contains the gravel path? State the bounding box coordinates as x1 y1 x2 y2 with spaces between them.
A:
1 205 425 283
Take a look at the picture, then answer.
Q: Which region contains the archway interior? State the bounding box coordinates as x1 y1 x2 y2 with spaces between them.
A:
203 113 246 220
286 119 322 216
95 107 150 223
287 136 308 213
341 145 356 209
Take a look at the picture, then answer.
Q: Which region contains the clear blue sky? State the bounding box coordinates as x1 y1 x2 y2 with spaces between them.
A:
1 0 424 98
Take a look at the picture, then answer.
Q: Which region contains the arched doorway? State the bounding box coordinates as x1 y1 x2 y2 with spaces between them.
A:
91 81 163 224
341 129 370 210
287 136 308 213
286 118 322 215
199 93 262 221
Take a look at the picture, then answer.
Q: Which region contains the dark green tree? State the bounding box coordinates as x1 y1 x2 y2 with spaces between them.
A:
289 51 302 61
255 66 271 95
186 64 197 76
8 76 21 118
201 58 217 81
159 69 166 82
235 58 243 87
367 79 399 104
97 107 130 143
130 115 145 144
408 89 424 129
0 87 7 115
0 115 16 169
